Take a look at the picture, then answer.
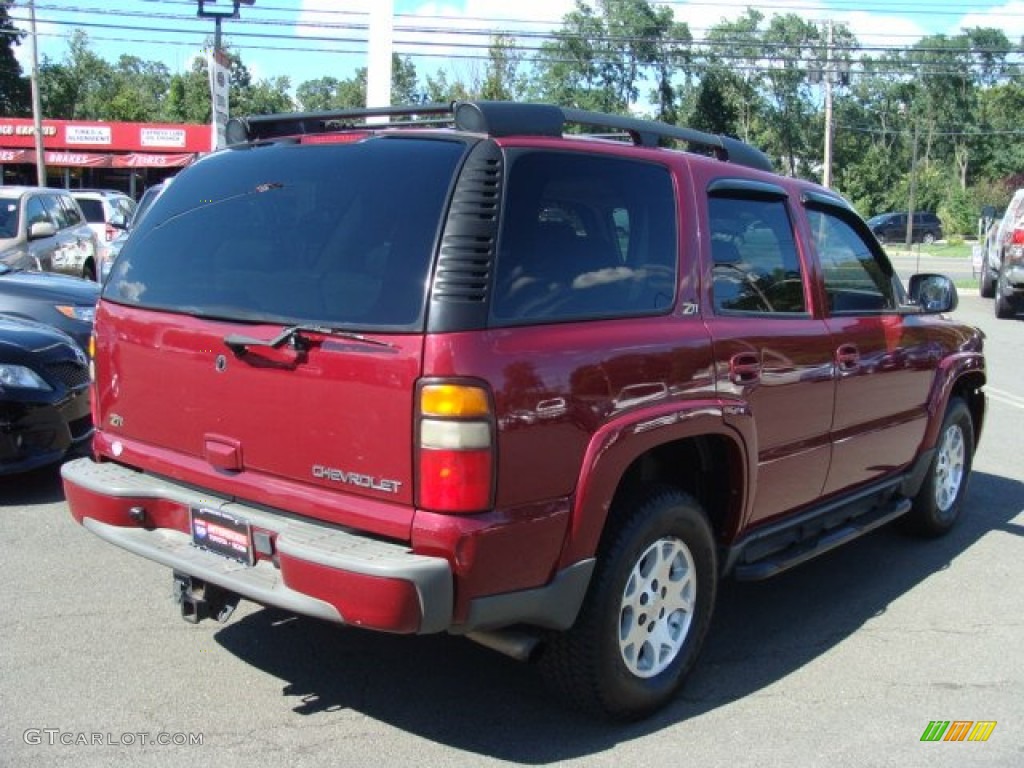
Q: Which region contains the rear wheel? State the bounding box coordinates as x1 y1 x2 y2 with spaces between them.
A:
994 267 1017 318
922 231 937 245
540 489 717 720
903 397 974 537
82 261 96 282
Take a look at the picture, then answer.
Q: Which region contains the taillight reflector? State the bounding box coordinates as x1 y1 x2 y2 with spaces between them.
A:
1011 228 1024 246
418 449 492 512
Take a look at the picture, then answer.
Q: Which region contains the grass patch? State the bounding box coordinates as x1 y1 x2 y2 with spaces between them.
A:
888 242 974 259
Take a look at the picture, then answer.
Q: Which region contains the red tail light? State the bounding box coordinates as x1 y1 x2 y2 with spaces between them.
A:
416 382 494 513
104 223 116 242
1011 228 1024 246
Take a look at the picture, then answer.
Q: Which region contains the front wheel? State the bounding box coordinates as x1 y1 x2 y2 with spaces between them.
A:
540 489 717 719
922 232 937 245
903 397 974 537
979 254 996 298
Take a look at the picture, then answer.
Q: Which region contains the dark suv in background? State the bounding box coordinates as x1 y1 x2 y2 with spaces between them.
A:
868 211 944 244
62 101 985 720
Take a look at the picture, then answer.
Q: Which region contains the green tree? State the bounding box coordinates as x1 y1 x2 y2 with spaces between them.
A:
0 1 29 115
39 30 113 119
106 56 171 121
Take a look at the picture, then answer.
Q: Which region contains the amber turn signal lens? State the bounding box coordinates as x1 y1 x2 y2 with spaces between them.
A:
420 384 490 417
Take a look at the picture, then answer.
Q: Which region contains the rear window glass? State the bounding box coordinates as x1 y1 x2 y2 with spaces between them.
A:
105 137 465 330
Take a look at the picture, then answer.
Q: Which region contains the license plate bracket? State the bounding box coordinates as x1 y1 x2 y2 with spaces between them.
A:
190 506 253 565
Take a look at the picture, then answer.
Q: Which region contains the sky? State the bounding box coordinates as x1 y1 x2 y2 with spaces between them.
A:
8 0 1024 100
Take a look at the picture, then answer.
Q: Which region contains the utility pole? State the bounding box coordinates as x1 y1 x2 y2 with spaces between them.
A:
904 121 918 250
27 0 46 186
822 20 834 189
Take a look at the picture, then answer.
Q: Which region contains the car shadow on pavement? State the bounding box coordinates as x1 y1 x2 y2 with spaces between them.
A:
0 462 66 505
213 470 1022 763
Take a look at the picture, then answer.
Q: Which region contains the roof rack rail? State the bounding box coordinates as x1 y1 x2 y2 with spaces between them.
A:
226 100 772 173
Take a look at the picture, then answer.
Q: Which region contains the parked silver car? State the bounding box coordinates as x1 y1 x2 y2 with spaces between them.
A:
0 187 100 281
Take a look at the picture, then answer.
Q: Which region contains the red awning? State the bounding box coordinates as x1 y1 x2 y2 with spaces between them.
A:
1 148 196 169
0 149 30 163
112 153 195 168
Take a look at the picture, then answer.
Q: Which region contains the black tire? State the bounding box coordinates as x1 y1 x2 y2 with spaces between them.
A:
540 489 717 720
994 268 1017 318
922 232 937 245
903 397 974 537
82 261 97 282
979 255 995 298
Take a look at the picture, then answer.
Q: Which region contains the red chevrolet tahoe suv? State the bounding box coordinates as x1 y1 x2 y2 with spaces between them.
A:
62 102 986 719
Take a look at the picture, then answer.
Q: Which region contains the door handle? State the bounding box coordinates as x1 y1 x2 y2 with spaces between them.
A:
836 343 859 372
729 352 761 385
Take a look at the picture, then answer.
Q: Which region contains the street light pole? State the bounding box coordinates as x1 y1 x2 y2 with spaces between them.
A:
196 1 253 150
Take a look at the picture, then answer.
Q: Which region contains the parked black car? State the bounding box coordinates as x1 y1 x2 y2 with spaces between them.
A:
0 264 99 352
867 211 943 244
0 315 93 475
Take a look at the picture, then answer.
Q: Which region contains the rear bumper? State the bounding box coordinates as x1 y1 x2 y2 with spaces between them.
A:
61 457 453 633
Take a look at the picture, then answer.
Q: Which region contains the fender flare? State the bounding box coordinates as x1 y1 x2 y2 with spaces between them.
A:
558 398 755 567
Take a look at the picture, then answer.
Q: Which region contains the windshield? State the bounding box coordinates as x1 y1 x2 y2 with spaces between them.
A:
0 196 21 239
104 137 466 330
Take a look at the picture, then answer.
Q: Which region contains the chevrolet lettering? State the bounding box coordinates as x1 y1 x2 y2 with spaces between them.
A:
311 464 402 494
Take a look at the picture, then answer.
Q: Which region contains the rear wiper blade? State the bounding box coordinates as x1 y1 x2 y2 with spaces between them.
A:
224 324 395 354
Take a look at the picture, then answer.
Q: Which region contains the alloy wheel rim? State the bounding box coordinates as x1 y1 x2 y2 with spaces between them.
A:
934 423 965 513
618 536 696 678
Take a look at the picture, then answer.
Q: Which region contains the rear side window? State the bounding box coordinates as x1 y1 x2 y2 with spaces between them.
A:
76 198 105 223
708 196 806 314
491 151 677 323
105 138 465 330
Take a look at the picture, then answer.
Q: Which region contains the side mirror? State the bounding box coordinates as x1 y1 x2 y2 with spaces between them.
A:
908 273 957 313
110 212 127 229
27 220 57 240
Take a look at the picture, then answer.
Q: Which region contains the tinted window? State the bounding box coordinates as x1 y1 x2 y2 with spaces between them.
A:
707 196 806 314
807 209 896 312
491 151 677 323
105 138 465 330
43 194 71 229
26 196 49 227
76 198 105 222
0 196 19 238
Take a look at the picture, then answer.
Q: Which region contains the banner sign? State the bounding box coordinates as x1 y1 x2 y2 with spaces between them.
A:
208 49 231 151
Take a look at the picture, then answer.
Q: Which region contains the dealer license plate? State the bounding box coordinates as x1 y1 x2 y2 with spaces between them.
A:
190 506 253 565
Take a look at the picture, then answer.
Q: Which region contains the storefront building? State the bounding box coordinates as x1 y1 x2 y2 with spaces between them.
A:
0 118 210 198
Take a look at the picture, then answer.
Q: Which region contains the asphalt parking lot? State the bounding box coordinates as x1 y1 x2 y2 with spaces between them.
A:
1 293 1021 768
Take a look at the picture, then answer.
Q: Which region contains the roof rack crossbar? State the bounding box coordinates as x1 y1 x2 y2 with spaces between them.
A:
226 103 455 144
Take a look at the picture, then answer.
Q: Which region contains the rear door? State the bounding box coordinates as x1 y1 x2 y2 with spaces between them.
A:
702 181 835 525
